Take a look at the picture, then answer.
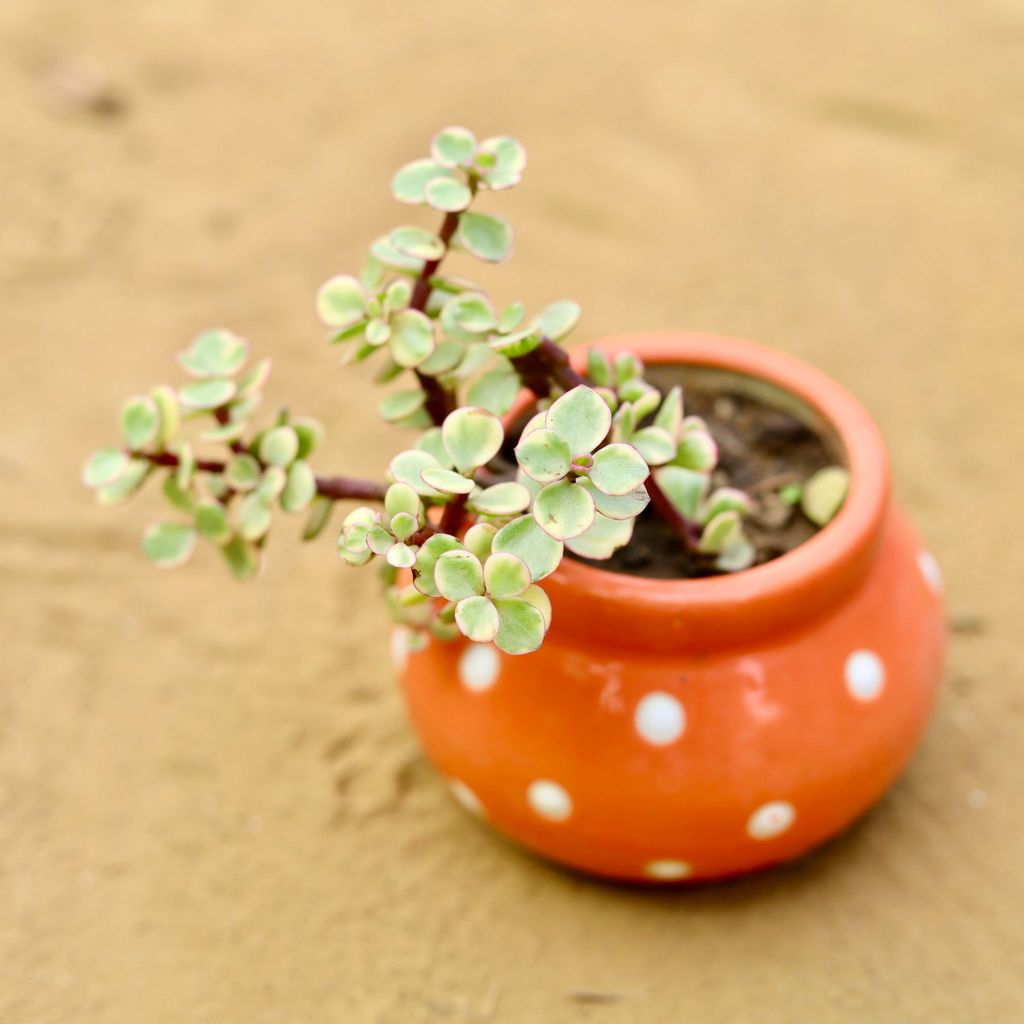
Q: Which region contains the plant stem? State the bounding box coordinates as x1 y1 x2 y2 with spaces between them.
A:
439 492 469 536
644 475 702 553
511 338 584 396
133 449 386 502
409 207 464 425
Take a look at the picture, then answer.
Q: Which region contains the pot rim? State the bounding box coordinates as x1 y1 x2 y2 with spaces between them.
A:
532 332 891 649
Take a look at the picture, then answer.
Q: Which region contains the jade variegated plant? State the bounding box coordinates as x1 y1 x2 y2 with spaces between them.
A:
83 126 847 656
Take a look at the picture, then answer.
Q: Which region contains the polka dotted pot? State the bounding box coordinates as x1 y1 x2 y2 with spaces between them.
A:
395 335 947 883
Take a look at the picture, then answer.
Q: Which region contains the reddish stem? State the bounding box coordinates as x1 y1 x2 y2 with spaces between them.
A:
438 492 469 536
644 475 701 553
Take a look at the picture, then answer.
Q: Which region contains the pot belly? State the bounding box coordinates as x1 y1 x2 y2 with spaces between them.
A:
396 505 946 883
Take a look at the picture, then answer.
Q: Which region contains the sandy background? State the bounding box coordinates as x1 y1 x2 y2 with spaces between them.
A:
3 1 1023 1021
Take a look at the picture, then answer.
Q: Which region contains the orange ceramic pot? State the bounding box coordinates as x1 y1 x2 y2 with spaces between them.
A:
394 333 946 883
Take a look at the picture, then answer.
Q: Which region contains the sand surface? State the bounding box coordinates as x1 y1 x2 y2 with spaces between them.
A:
3 1 1023 1020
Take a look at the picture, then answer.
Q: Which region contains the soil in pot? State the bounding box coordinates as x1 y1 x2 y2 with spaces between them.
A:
496 363 841 580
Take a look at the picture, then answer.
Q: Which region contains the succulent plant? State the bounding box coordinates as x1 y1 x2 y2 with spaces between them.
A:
85 126 849 655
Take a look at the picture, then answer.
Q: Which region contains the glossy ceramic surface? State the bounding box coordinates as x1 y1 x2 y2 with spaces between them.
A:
395 334 946 882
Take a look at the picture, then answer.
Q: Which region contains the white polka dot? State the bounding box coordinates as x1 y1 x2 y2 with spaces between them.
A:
448 778 485 818
389 628 409 673
634 692 686 746
747 800 796 840
459 644 500 692
845 649 885 702
644 859 692 880
527 779 573 822
918 550 943 594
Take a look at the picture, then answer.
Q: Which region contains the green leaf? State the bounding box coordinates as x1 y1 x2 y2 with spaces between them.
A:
413 534 463 597
589 443 649 496
257 464 287 502
316 274 367 329
586 349 611 387
442 406 504 473
385 482 422 519
454 595 499 643
476 136 527 190
565 511 634 560
483 551 531 599
576 476 649 521
302 495 333 540
378 389 427 423
389 309 436 368
702 487 752 524
95 459 151 505
383 279 412 313
434 549 485 601
225 454 261 492
425 176 473 212
390 449 444 498
150 385 181 447
420 467 475 495
490 328 542 358
239 494 272 541
493 598 545 655
699 510 743 553
498 301 525 333
195 500 231 545
162 473 194 514
221 534 261 580
292 417 324 460
630 426 676 466
142 522 196 568
199 420 247 445
654 386 683 438
176 442 195 490
467 367 520 415
492 515 564 581
259 426 299 467
432 126 477 167
415 428 453 468
614 352 643 384
654 466 707 522
369 235 424 273
179 377 236 411
534 300 580 342
442 293 497 336
716 537 756 572
389 226 446 261
533 480 596 541
455 211 513 263
801 466 850 526
281 460 317 513
235 358 272 398
387 542 417 569
417 341 465 377
82 448 129 489
519 584 552 629
546 385 611 455
365 318 391 346
469 481 530 517
463 522 497 560
178 329 249 378
514 428 572 484
779 483 803 506
391 158 453 204
389 512 418 542
675 428 718 472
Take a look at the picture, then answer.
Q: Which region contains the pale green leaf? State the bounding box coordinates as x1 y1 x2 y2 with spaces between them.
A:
425 176 473 212
178 329 249 378
476 136 526 190
701 487 752 524
654 466 707 522
239 494 272 541
586 349 611 387
302 495 333 540
199 420 247 445
417 340 465 376
431 126 477 167
589 442 649 496
483 551 531 599
235 357 272 398
498 301 525 333
225 453 261 492
385 482 422 519
493 598 544 655
365 318 391 346
150 385 181 447
387 542 417 569
390 449 444 498
699 510 742 553
179 377 236 410
389 511 418 542
546 385 611 455
195 499 232 545
519 584 552 629
489 328 542 358
514 427 571 483
492 515 564 581
142 522 196 568
565 511 635 559
162 473 194 514
281 460 317 513
533 480 596 541
454 595 499 643
653 386 683 438
716 537 756 572
466 367 520 415
369 235 424 273
292 417 324 460
82 448 129 489
176 442 195 490
389 309 436 368
391 157 453 203
469 481 530 517
675 428 718 472
442 406 504 473
259 426 299 467
442 292 497 336
389 226 446 261
455 211 513 263
95 459 151 505
316 274 367 329
434 549 485 601
257 465 287 502
378 389 427 423
420 467 475 495
576 476 649 521
413 534 463 597
801 466 850 526
463 522 497 560
367 524 394 556
221 534 261 579
534 300 580 342
631 426 676 466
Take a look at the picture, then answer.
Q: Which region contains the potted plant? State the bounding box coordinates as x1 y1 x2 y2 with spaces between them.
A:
83 127 946 883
